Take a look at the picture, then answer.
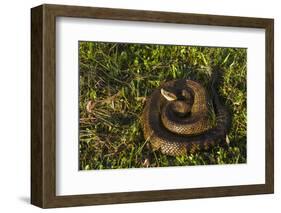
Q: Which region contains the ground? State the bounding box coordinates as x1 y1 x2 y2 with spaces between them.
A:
79 42 247 170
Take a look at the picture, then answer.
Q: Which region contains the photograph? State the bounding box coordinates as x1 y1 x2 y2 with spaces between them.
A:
78 41 247 170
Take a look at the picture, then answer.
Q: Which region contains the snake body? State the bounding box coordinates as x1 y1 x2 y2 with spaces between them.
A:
141 71 231 156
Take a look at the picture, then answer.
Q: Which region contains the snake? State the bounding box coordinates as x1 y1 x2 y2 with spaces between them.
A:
141 70 231 156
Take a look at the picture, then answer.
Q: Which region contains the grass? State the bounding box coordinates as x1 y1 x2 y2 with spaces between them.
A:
79 41 247 170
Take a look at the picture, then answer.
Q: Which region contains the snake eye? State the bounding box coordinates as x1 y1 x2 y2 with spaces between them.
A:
161 88 177 101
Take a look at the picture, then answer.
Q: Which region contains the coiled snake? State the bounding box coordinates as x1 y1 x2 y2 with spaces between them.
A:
141 70 231 156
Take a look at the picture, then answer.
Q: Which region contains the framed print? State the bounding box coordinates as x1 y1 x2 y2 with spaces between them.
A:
31 4 274 208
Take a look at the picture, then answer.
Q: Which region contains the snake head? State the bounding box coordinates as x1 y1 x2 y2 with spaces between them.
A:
161 88 193 117
161 88 177 101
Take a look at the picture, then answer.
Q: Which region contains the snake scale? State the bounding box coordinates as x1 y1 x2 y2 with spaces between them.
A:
141 70 231 156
